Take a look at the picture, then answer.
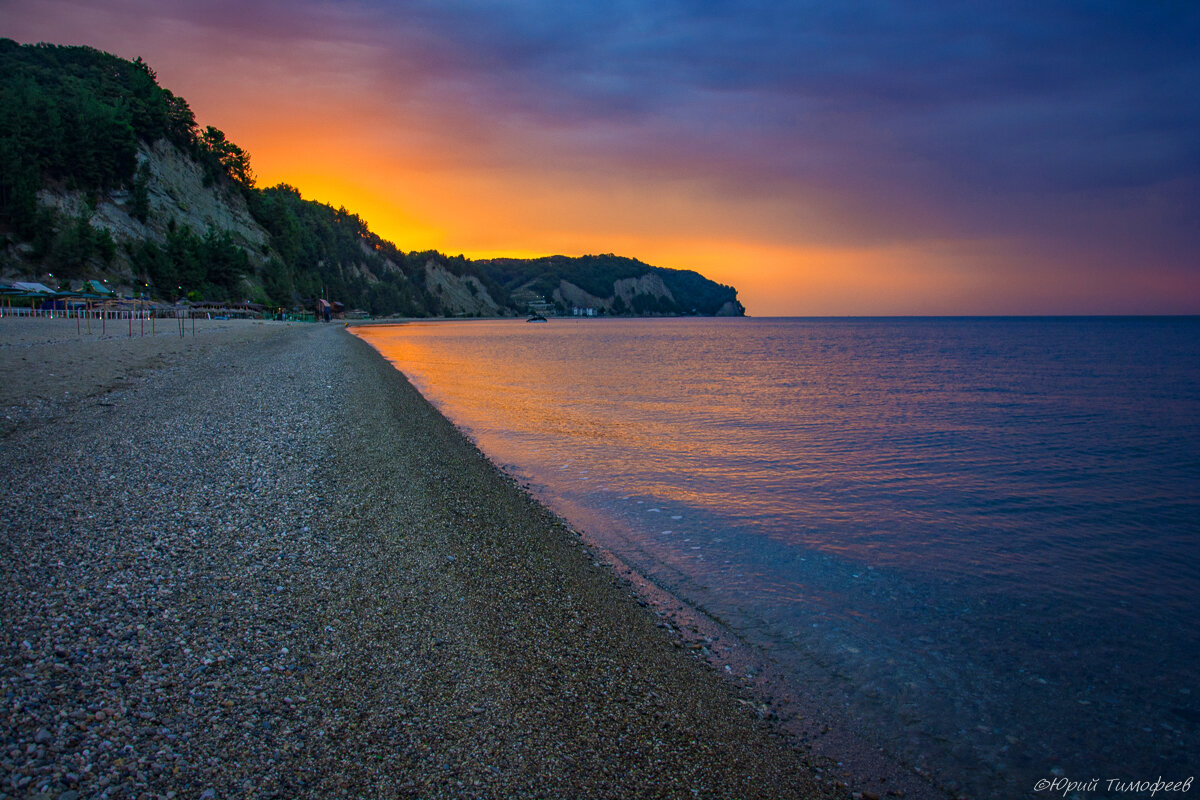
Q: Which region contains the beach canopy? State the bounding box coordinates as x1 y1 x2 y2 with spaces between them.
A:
9 282 56 295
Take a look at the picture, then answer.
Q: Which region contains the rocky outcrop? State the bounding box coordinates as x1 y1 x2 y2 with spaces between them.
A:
424 261 502 316
37 140 270 259
715 300 742 316
550 274 680 313
3 39 745 316
553 280 611 311
613 273 675 307
141 140 268 251
22 135 512 315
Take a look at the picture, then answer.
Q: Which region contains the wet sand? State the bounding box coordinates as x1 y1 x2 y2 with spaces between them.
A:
1 317 849 798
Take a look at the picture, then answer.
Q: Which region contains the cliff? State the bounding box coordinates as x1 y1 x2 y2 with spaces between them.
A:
36 138 269 260
479 254 744 316
0 39 744 317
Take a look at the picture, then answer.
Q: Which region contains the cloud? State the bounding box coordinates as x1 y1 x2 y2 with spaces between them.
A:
3 0 1198 309
313 0 1200 250
19 0 1194 203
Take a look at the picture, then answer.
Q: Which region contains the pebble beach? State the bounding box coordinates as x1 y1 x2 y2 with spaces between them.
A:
0 318 846 799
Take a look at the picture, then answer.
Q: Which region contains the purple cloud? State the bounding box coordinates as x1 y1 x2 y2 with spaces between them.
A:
4 0 1198 301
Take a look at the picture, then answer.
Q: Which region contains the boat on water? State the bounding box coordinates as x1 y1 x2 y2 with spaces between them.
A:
527 314 548 323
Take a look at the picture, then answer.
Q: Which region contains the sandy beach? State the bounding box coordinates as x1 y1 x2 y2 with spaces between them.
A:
0 317 848 799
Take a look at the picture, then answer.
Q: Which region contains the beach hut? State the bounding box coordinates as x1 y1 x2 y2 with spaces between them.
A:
1 282 57 317
11 281 56 295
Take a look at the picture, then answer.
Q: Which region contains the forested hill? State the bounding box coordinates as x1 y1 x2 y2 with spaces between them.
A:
0 39 744 317
479 255 743 316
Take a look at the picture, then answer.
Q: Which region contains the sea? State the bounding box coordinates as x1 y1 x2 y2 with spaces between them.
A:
354 317 1200 798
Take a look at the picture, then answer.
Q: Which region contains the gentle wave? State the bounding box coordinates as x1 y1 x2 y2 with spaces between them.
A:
356 317 1200 797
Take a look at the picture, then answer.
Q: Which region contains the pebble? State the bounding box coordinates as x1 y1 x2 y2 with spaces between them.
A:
1 322 841 800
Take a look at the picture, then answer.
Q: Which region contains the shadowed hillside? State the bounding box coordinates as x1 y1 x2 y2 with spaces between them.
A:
0 39 744 317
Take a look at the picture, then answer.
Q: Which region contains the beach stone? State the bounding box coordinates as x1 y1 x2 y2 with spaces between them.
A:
0 320 845 800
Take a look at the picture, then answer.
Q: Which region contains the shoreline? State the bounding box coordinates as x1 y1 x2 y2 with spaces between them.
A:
351 320 951 800
1 317 848 798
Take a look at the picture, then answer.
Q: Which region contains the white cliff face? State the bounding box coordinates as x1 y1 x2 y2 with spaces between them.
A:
552 280 610 311
613 273 674 306
140 140 268 251
24 137 507 314
19 137 740 316
548 274 686 313
715 300 742 316
36 139 270 258
423 260 502 316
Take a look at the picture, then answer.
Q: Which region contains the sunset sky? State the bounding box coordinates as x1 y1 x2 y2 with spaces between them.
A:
5 0 1199 315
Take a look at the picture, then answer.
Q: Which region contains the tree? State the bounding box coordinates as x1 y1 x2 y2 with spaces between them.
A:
130 162 151 222
200 125 254 189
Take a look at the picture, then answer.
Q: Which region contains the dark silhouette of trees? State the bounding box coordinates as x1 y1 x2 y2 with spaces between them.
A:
1 39 744 317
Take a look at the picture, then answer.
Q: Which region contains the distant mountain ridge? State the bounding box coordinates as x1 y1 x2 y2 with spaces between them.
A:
478 254 743 316
0 39 744 317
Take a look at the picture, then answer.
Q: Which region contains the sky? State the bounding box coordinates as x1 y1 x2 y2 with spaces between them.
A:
4 0 1199 315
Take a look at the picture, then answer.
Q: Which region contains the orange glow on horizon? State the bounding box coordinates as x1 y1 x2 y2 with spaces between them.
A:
179 107 1188 317
4 4 1198 316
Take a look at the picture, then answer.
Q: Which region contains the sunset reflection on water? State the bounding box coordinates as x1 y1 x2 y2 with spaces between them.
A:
353 316 1200 798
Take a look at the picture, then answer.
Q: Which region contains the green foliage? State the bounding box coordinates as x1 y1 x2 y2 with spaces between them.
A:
0 39 744 317
198 125 254 190
201 227 251 291
130 222 248 300
46 213 116 277
0 135 42 237
130 162 151 222
262 257 294 305
476 254 741 316
479 254 644 298
657 268 742 315
631 293 677 315
247 184 433 313
0 37 244 233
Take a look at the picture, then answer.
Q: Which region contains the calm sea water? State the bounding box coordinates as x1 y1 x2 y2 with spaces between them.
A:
355 317 1200 798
